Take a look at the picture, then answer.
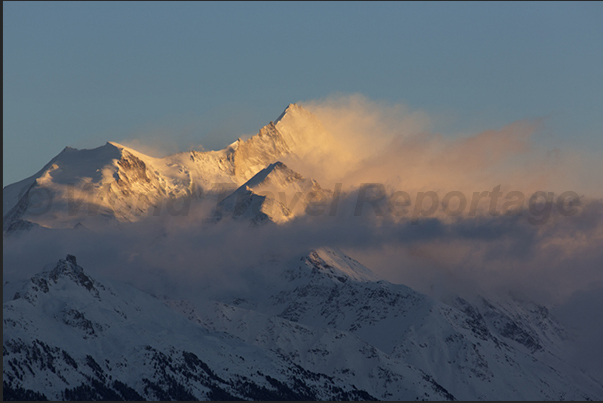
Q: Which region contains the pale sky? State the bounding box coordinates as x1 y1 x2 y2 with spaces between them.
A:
4 1 603 185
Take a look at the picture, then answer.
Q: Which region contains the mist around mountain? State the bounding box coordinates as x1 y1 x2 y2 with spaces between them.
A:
4 99 603 400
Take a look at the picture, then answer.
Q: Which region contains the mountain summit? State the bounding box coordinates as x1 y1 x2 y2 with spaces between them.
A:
213 161 329 225
3 104 325 231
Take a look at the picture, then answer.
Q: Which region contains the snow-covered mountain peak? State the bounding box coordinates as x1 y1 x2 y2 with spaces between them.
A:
274 103 303 123
13 254 105 306
272 103 331 152
303 247 382 283
3 103 332 231
213 161 329 225
41 142 124 185
105 140 126 148
212 186 292 226
244 161 300 188
5 257 390 401
25 140 160 194
5 249 603 401
270 160 286 170
226 138 242 151
48 254 90 280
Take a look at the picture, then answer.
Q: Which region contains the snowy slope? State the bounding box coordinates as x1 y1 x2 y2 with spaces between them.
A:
163 298 456 401
213 162 329 225
6 255 441 400
3 142 172 230
4 250 602 400
2 105 324 232
186 247 602 401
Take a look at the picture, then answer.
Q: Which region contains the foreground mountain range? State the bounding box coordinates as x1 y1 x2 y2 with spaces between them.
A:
4 250 602 400
4 104 603 400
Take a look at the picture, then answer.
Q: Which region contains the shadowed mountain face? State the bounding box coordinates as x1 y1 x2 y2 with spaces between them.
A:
3 254 447 401
4 251 603 400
